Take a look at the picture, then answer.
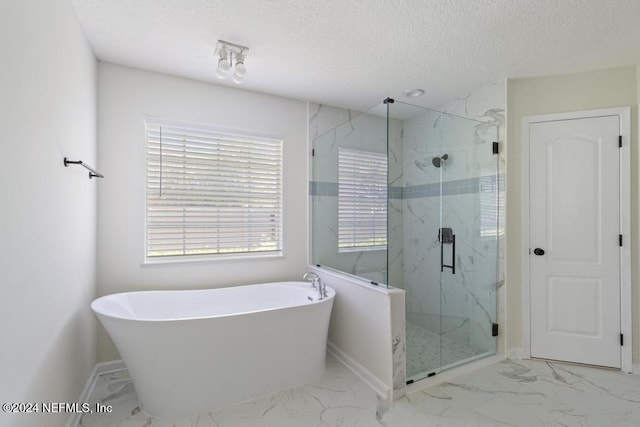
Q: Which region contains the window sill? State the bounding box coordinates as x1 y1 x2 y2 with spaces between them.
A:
141 252 284 267
338 247 387 254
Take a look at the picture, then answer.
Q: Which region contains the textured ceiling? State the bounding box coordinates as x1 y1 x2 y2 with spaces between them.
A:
70 0 640 111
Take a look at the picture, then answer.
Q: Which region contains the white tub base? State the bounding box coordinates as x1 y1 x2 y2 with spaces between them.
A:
92 282 335 418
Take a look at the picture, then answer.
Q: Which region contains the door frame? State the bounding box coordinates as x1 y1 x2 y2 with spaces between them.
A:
521 107 631 373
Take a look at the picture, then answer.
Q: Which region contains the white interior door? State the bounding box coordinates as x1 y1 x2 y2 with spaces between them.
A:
528 114 621 368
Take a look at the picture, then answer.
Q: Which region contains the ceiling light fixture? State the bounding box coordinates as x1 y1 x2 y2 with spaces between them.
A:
403 88 425 98
215 40 249 84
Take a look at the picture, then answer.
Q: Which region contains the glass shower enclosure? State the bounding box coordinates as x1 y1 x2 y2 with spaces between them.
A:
311 99 500 382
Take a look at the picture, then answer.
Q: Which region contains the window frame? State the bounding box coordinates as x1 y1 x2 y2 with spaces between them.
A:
143 118 284 264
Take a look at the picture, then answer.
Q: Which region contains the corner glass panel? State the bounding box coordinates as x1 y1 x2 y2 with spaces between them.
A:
311 103 389 287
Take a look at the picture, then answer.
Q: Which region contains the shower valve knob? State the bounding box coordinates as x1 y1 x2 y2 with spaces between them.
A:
533 248 545 256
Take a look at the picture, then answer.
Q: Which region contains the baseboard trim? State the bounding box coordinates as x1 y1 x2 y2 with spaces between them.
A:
66 359 126 427
509 349 637 374
327 341 390 400
507 348 525 360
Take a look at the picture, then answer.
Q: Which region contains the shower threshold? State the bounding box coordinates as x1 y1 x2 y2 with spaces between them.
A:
406 320 495 383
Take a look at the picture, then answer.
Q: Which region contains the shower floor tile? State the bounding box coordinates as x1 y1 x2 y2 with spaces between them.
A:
72 353 640 427
406 321 485 379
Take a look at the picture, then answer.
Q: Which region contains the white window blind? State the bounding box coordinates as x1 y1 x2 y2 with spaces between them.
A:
480 175 503 238
338 148 387 251
145 121 283 260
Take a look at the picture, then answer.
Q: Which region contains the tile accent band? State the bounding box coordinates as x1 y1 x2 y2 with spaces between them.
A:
310 175 504 199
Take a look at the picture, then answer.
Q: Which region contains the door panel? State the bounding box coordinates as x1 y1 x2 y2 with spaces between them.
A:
546 135 601 263
547 276 600 336
529 115 620 368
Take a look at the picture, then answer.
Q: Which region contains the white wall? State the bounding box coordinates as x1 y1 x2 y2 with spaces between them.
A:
97 63 308 361
0 1 97 426
506 65 639 361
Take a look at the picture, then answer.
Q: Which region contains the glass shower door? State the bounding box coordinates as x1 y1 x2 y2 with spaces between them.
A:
390 101 445 381
387 101 499 382
438 112 499 370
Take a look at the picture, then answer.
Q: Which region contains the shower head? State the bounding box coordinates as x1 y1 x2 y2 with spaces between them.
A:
432 153 449 168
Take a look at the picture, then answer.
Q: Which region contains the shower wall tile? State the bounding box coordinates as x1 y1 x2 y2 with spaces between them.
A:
401 107 499 189
441 80 506 292
402 108 443 187
309 181 338 197
402 196 441 317
388 198 404 287
440 80 506 129
309 103 357 140
390 291 406 399
310 183 410 199
398 175 502 199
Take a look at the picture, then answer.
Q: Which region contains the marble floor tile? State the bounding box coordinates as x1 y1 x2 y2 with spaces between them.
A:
395 359 640 426
75 354 640 427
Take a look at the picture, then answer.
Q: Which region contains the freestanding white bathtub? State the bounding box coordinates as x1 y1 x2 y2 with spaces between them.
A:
91 281 335 419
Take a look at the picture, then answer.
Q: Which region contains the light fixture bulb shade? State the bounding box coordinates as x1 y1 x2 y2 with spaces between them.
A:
218 57 231 73
232 73 243 84
234 62 246 77
215 67 227 79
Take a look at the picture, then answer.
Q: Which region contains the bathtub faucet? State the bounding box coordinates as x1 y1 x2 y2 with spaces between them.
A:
303 272 327 300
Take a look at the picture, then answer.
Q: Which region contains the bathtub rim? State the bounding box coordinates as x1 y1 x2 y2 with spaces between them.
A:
91 281 335 323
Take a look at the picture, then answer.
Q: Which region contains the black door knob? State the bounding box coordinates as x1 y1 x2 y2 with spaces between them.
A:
533 248 545 256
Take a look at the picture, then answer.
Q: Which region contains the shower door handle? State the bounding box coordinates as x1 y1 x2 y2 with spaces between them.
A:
440 234 456 274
